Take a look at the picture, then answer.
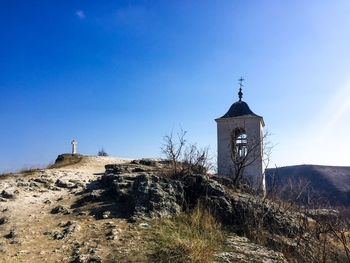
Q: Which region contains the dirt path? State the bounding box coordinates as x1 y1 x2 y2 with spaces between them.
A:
0 156 147 263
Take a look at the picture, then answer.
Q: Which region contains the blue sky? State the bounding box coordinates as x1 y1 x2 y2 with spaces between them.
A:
1 0 350 171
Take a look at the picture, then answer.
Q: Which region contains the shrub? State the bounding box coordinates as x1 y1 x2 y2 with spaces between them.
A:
98 148 108 156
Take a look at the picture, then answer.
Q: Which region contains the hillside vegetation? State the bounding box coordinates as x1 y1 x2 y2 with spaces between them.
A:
267 165 350 206
0 156 349 262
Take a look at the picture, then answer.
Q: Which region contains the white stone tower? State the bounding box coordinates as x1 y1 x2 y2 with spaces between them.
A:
215 78 265 192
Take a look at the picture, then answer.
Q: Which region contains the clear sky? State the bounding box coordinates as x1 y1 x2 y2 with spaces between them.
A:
1 0 350 172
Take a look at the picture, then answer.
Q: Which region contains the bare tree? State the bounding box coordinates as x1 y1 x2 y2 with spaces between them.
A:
161 129 212 177
161 129 187 175
182 144 212 175
229 128 273 190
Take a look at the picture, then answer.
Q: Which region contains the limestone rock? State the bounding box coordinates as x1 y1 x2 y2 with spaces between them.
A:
305 209 339 222
51 205 71 215
29 182 39 188
71 254 101 263
214 235 288 263
4 230 16 239
106 229 118 240
99 164 302 238
100 172 184 220
1 188 19 199
183 174 302 238
16 182 29 187
33 177 54 187
102 211 110 219
56 179 77 189
88 255 101 262
53 221 80 240
130 158 169 167
0 216 8 225
131 174 184 219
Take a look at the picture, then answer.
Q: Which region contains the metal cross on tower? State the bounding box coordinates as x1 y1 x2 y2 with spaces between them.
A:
238 77 244 101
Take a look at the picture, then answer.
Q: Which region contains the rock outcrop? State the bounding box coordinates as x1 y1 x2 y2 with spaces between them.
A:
305 208 340 222
213 234 288 263
95 162 302 239
52 221 80 240
77 159 345 262
1 188 19 199
101 163 185 220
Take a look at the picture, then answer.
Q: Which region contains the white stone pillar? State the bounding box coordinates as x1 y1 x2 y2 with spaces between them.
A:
71 140 77 154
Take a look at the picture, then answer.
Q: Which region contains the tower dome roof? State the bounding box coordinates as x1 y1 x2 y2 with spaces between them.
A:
220 100 261 119
216 78 263 124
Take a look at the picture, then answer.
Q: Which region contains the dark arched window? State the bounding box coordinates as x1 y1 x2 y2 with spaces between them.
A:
232 128 247 158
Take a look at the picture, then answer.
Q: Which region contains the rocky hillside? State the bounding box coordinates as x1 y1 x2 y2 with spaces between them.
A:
0 155 347 262
266 165 350 206
0 155 132 262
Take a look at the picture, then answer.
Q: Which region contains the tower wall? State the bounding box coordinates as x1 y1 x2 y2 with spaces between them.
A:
216 116 265 191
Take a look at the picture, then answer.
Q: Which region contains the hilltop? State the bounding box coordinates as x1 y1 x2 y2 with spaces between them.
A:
0 155 348 262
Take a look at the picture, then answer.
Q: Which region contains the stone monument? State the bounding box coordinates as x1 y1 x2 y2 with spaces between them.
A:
71 140 77 154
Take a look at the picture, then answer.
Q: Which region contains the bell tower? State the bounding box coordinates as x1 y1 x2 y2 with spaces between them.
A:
215 78 265 192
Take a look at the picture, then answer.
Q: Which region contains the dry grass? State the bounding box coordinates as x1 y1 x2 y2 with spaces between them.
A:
0 168 41 181
47 155 83 169
18 168 41 175
0 172 14 180
149 204 226 263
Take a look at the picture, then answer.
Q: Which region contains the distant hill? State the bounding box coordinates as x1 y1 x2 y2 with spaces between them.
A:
266 165 350 206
